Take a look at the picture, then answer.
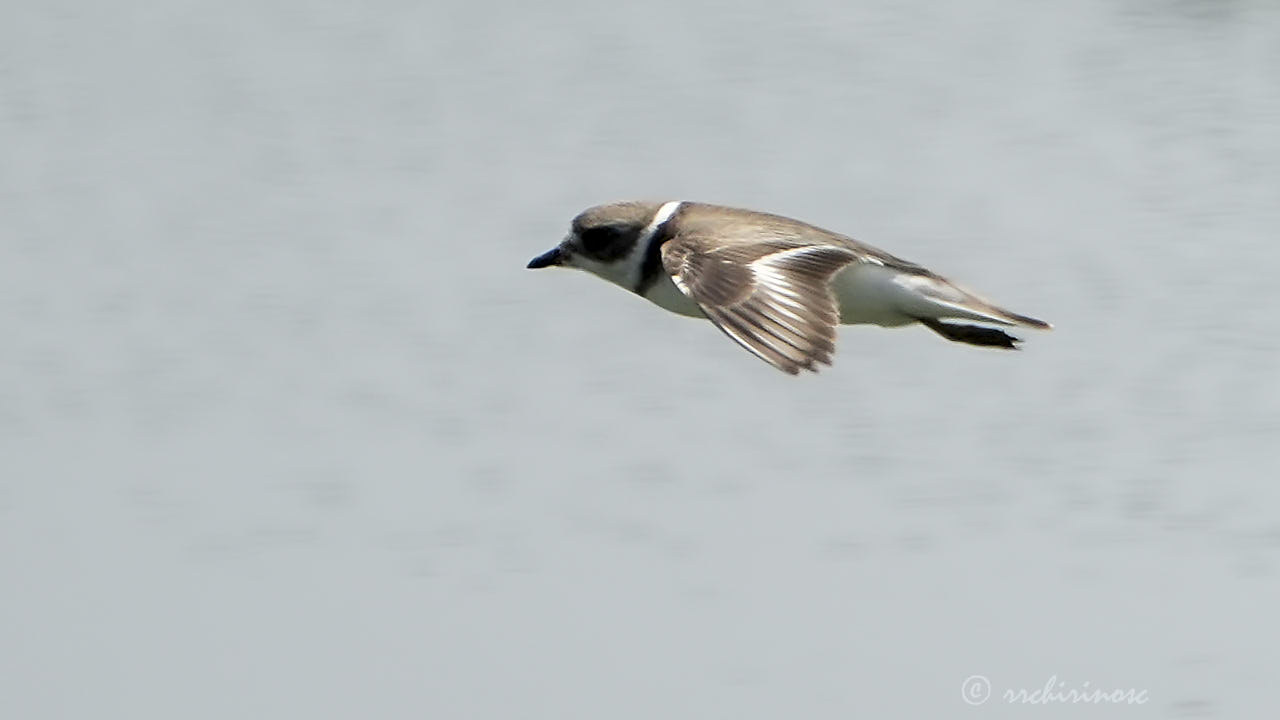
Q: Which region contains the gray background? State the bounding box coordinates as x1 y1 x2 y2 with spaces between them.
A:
2 0 1278 718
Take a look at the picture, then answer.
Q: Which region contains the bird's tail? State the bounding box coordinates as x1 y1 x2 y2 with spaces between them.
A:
894 273 1051 349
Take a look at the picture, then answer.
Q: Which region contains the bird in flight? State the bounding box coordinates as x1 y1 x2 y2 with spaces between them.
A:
528 201 1051 375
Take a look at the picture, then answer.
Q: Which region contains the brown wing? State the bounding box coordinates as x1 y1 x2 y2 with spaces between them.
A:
661 236 860 375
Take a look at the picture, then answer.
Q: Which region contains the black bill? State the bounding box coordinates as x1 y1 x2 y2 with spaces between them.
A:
526 247 563 269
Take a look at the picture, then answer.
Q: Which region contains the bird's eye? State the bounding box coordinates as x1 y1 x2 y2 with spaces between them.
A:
579 226 621 255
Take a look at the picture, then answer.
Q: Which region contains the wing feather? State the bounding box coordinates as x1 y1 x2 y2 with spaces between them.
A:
662 239 858 374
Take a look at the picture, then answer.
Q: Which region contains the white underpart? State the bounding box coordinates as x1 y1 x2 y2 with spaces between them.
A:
644 274 705 317
830 264 924 326
832 262 1009 327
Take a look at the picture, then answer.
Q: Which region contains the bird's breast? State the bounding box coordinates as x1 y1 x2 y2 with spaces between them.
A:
640 274 706 318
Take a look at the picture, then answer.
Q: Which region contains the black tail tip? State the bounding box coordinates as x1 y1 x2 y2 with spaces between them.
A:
919 318 1024 349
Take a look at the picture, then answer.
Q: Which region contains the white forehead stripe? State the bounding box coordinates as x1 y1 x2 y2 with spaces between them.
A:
640 201 683 243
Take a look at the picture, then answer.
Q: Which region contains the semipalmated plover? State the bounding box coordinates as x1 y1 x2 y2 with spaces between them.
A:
528 201 1050 374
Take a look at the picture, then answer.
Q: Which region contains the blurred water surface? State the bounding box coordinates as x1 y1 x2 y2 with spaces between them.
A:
2 0 1278 718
